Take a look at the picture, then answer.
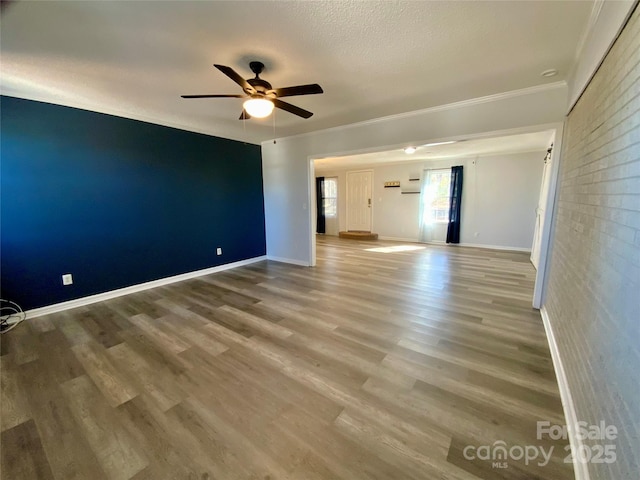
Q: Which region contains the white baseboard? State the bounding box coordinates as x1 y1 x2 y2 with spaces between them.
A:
377 236 420 243
458 242 531 253
540 306 590 480
266 255 310 267
25 256 267 319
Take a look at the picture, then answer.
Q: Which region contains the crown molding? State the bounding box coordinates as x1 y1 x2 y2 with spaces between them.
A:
0 93 262 145
573 0 606 62
566 0 638 112
264 81 567 145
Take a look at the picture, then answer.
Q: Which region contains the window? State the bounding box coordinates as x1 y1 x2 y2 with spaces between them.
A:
422 169 451 223
322 177 338 217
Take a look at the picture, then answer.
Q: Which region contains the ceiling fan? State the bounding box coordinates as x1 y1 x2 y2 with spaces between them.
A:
181 61 323 120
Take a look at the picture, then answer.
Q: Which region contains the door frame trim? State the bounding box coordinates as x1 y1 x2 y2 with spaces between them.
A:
530 138 554 269
532 123 564 308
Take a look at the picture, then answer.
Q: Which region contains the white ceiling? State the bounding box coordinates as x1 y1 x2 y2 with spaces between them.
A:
314 130 554 171
0 1 593 145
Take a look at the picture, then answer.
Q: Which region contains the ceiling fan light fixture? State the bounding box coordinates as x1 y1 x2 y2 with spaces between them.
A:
243 97 274 118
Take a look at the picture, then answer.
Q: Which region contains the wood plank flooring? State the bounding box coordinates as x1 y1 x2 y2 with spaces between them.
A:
1 237 573 479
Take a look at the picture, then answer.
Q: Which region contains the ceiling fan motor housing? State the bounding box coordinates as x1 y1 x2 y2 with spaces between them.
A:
247 62 274 97
247 78 274 97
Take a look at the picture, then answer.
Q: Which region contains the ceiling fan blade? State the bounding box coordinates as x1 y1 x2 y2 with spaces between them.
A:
181 94 245 98
239 110 251 120
272 98 313 119
273 84 323 98
214 64 256 94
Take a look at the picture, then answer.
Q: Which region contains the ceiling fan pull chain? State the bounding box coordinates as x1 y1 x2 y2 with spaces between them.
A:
273 108 277 144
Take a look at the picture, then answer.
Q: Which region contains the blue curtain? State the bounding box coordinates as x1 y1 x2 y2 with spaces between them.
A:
446 166 463 244
316 177 326 234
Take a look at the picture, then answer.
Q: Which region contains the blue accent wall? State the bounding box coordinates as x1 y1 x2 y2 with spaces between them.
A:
1 96 266 310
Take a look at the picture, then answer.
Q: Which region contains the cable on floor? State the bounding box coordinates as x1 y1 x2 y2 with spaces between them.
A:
0 299 26 334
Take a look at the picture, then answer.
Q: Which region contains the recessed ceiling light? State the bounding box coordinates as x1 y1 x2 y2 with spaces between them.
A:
541 69 558 78
404 147 417 154
422 141 456 147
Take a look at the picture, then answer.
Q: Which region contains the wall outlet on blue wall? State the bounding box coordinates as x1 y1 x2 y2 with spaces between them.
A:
62 274 73 285
216 247 222 256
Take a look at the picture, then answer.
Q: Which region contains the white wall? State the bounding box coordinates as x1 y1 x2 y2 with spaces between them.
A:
470 152 545 248
316 150 545 250
262 82 567 265
372 163 422 241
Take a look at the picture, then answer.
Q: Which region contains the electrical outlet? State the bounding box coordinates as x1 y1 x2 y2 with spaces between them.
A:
216 247 222 256
62 273 73 285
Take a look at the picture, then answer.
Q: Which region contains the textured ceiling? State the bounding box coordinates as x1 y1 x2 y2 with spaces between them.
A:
1 1 593 144
314 130 554 171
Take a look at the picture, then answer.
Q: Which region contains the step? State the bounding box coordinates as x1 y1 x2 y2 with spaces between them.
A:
338 231 379 240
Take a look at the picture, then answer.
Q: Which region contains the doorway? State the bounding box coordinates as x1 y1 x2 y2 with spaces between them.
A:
346 170 373 232
309 124 563 309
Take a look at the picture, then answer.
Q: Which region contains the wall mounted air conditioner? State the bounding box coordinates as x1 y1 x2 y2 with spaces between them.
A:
400 173 421 194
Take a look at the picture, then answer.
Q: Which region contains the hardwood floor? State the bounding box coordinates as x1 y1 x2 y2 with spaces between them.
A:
1 237 573 479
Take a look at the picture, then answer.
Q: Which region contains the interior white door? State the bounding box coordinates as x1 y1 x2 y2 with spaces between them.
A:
531 146 553 268
346 170 373 231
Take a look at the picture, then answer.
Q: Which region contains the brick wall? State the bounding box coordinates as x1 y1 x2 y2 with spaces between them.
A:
544 6 639 480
